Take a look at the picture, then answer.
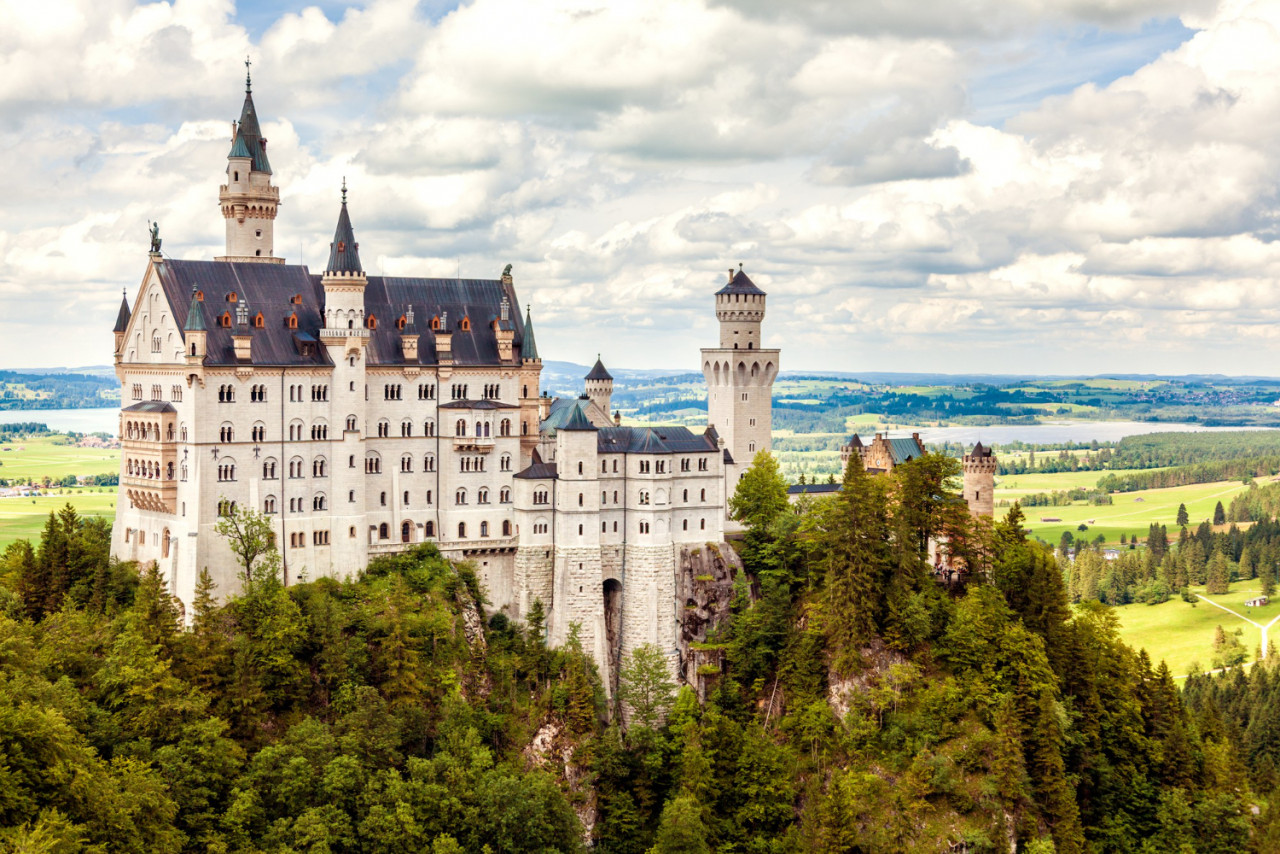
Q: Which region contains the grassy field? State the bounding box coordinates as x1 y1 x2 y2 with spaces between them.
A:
0 435 118 481
1113 581 1278 677
998 475 1251 545
0 436 121 550
0 489 118 549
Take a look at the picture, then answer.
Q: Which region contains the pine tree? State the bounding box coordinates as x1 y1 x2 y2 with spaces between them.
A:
1206 549 1231 595
1177 503 1190 527
1214 501 1226 525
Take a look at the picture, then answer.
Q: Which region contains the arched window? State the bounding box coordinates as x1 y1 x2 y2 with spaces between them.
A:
424 420 436 436
401 455 413 473
401 521 412 543
500 418 511 436
264 496 276 514
456 419 466 436
263 459 277 479
478 487 489 504
425 521 435 537
313 457 327 477
346 415 358 431
458 522 467 538
424 454 436 472
379 523 389 540
313 494 327 511
456 488 467 504
480 521 489 537
500 487 510 503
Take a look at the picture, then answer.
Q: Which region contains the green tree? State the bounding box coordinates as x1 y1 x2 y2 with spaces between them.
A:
1206 549 1232 595
1213 500 1226 525
214 501 280 592
729 450 790 530
619 643 676 731
650 794 710 854
1177 503 1190 527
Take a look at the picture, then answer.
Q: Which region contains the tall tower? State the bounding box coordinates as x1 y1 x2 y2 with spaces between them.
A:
962 442 997 518
700 265 779 496
217 61 282 264
584 356 613 418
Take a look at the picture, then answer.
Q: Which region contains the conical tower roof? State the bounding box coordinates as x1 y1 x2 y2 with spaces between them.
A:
113 290 131 333
521 306 539 360
228 63 272 174
715 267 765 296
561 402 597 431
325 180 363 275
184 288 206 332
585 355 612 381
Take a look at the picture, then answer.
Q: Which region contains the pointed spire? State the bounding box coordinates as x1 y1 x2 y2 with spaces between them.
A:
520 305 539 360
228 61 272 174
585 355 612 381
325 178 363 275
184 287 206 332
113 288 131 333
561 401 597 431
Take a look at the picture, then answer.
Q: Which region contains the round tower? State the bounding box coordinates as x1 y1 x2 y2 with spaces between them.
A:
584 355 613 417
962 442 997 518
715 267 766 350
217 61 283 263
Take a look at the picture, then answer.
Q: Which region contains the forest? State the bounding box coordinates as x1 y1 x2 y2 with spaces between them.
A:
0 454 1278 852
0 371 117 411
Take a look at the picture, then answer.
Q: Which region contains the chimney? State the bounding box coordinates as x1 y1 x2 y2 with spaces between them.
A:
436 311 452 365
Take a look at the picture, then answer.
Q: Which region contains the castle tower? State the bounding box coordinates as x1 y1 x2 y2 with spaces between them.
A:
217 61 282 264
519 304 543 465
112 289 131 363
700 265 780 495
584 356 613 418
962 442 997 518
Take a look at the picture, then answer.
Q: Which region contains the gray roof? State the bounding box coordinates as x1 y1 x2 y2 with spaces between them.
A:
156 260 533 368
514 461 558 480
183 287 207 332
969 441 993 457
715 268 765 297
439 399 519 410
229 88 272 174
595 425 718 455
521 307 539 361
114 291 131 333
122 401 176 414
788 483 841 495
325 192 362 274
585 357 612 381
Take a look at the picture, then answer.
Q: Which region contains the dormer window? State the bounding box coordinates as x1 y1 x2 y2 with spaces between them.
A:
253 312 264 329
397 315 407 330
220 312 232 328
227 292 237 303
286 313 298 329
367 315 378 330
291 294 302 305
195 290 204 301
431 316 440 331
460 316 471 331
337 241 346 252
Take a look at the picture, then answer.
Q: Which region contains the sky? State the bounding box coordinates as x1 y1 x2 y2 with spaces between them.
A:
4 0 1280 375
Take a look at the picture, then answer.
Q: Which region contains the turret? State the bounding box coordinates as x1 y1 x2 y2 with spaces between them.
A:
183 288 207 363
715 263 766 350
319 180 370 352
962 442 997 518
400 304 419 362
217 60 282 263
521 306 540 364
113 289 131 361
584 355 613 416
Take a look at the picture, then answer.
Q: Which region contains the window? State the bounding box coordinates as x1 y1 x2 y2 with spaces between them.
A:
172 385 183 402
423 454 436 472
289 458 303 478
313 530 330 545
425 521 435 537
426 490 433 505
613 490 618 503
313 458 327 477
578 462 583 475
700 488 706 502
349 490 355 503
151 384 162 401
458 522 467 538
346 416 358 431
480 521 489 537
683 520 688 530
403 490 410 506
218 384 235 403
219 424 234 443
534 490 549 505
379 523 389 540
682 489 688 502
252 424 265 442
367 314 378 330
456 419 466 436
456 488 467 505
380 492 387 506
384 384 402 401
602 491 607 504
311 385 329 401
500 487 510 503
401 420 412 437
640 521 650 534
263 459 277 478
217 463 236 481
578 492 583 507
500 454 512 472
264 496 277 514
500 418 511 436
700 518 706 530
220 312 232 328
503 520 511 536
377 420 390 438
613 460 618 473
639 491 650 505
254 313 264 329
217 499 236 516
418 383 436 400
401 521 412 542
365 454 382 474
350 526 357 538
424 420 436 437
698 457 708 471
478 487 490 504
639 460 650 474
681 458 690 472
401 455 413 473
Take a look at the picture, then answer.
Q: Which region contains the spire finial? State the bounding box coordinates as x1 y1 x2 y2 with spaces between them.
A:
245 56 252 93
341 176 347 205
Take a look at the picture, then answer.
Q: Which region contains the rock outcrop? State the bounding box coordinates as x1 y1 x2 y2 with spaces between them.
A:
676 542 743 700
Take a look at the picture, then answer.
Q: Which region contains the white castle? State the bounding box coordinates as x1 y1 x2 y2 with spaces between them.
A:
109 71 779 690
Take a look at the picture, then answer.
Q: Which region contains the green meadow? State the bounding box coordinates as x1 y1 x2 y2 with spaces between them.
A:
0 435 119 482
1113 581 1280 678
0 489 118 550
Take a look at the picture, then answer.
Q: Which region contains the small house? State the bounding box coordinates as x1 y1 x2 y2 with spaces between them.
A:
1246 596 1269 608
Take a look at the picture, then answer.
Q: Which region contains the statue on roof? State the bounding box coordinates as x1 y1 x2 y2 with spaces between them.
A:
503 263 513 278
149 221 161 254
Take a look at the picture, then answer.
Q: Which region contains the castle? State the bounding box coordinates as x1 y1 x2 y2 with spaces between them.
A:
109 71 780 691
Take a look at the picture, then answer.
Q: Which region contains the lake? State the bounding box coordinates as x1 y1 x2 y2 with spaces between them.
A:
891 421 1278 446
0 408 119 435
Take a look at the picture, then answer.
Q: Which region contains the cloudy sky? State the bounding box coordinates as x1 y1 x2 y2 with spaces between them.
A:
4 0 1280 375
